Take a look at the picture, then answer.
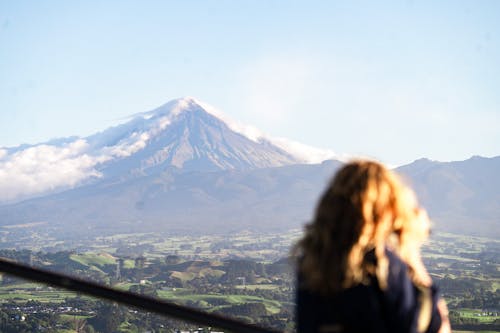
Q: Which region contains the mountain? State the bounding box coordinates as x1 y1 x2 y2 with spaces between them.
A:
90 98 305 176
0 98 334 203
396 156 500 237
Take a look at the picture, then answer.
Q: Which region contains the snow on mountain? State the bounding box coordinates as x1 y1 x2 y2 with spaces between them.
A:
94 97 303 176
184 98 338 163
0 97 337 203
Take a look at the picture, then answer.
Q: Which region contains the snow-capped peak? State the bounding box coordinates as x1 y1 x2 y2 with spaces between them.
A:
140 97 200 118
129 97 262 144
138 97 338 164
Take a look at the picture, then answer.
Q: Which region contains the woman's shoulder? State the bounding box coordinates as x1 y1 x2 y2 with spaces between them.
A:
364 247 408 279
384 247 406 265
384 248 410 280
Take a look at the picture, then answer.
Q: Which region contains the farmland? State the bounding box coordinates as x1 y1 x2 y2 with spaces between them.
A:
0 229 498 332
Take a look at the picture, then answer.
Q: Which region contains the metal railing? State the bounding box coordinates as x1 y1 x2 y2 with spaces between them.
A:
0 258 281 333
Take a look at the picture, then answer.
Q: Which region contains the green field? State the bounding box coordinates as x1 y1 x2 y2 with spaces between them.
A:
70 253 116 267
455 309 499 324
157 289 284 314
0 283 86 303
235 284 279 290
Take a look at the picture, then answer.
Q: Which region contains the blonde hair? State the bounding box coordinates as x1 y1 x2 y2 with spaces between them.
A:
294 160 431 294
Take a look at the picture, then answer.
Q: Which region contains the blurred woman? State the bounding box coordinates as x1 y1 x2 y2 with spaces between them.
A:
294 160 450 333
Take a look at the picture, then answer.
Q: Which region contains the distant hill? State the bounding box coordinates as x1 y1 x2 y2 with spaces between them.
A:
0 160 341 235
397 156 500 237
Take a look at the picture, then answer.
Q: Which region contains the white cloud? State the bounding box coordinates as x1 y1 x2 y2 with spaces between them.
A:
0 107 178 202
101 114 174 158
0 139 105 202
103 131 150 158
268 137 338 164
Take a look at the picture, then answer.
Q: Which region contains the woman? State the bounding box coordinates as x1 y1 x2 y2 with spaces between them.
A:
294 160 450 333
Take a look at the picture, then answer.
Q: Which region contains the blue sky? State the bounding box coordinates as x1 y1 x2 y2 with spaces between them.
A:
1 0 499 165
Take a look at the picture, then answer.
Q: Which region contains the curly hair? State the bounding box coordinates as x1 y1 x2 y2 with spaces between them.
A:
294 160 430 294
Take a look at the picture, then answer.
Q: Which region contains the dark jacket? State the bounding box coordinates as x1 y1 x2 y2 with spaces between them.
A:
296 250 442 333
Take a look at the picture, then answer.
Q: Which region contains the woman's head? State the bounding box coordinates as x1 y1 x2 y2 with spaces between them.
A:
316 160 409 247
295 160 427 293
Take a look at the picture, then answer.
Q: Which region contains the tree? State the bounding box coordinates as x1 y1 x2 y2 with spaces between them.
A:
88 303 126 333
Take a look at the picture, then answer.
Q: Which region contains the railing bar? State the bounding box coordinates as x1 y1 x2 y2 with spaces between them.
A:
0 258 281 333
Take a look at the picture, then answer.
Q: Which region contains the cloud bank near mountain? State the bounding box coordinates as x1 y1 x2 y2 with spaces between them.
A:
0 140 105 202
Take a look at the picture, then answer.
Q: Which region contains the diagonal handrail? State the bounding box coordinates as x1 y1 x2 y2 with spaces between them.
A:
0 258 282 333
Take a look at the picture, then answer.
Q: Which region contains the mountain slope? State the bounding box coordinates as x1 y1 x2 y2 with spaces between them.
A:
397 156 500 236
0 160 342 236
0 156 498 239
